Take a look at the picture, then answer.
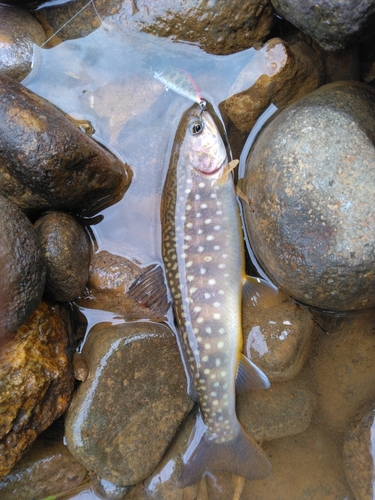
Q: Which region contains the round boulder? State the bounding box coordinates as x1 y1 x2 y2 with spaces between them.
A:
34 211 90 302
242 81 375 312
0 194 45 336
0 5 46 81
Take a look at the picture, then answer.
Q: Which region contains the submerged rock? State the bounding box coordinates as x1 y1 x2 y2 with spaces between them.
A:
0 5 46 81
222 35 325 134
343 404 375 500
34 211 90 302
0 74 131 214
0 438 88 499
35 0 275 55
242 81 375 312
271 0 375 51
0 194 45 336
0 301 75 479
65 322 193 486
307 309 375 433
76 250 169 322
242 290 316 381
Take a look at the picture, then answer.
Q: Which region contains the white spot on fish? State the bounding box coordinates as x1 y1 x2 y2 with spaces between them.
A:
218 341 224 349
214 225 221 230
206 235 214 241
204 219 212 224
208 279 216 285
218 290 225 295
213 302 221 307
193 306 201 313
195 194 201 200
213 245 220 250
216 210 222 215
198 246 204 252
186 204 192 211
205 327 212 333
185 235 192 241
202 355 209 362
204 293 211 299
204 256 212 262
200 268 206 275
186 260 193 267
197 317 204 323
204 343 211 349
215 358 221 367
213 313 221 319
187 275 194 282
190 287 197 294
199 182 206 188
204 368 210 374
201 203 208 209
218 263 226 269
213 400 219 406
186 222 193 228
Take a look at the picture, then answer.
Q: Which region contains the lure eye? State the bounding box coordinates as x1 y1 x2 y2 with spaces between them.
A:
190 120 204 135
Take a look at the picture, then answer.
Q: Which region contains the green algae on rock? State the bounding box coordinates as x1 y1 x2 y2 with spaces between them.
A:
242 81 375 312
65 322 193 486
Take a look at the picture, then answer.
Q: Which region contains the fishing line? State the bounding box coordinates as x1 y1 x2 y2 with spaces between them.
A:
40 0 106 48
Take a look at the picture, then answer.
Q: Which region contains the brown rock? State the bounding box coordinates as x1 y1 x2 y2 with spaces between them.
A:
65 322 193 486
0 5 46 81
76 250 169 322
242 81 375 311
0 300 75 479
0 74 131 214
238 379 315 442
35 0 275 55
242 291 316 381
241 426 352 499
343 404 375 500
307 309 375 433
0 194 45 336
34 211 91 302
0 438 87 499
221 35 325 133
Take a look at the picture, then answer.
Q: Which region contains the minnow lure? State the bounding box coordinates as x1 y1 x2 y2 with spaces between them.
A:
153 67 206 109
161 103 275 486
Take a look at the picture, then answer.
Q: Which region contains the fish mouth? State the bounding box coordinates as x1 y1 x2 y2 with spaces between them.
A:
199 158 227 177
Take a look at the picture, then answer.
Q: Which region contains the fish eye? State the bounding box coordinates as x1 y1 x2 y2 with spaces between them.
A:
190 120 204 135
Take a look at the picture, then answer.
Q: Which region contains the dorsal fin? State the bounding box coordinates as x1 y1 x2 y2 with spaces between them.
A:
242 276 278 309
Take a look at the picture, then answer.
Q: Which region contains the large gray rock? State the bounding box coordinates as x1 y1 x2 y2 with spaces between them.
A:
271 0 375 51
0 194 45 336
65 322 193 486
242 81 375 312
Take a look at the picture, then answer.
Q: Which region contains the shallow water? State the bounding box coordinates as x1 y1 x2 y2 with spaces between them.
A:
19 8 375 500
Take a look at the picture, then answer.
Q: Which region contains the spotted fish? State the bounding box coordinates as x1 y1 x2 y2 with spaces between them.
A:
161 104 274 487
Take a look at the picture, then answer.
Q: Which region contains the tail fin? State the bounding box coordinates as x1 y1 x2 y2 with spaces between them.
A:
179 424 271 488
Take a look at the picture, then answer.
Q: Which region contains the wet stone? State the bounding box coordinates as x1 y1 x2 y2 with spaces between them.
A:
238 379 315 442
65 322 193 486
91 474 132 499
34 211 90 302
343 404 375 500
306 309 375 433
0 74 131 214
243 81 375 312
271 0 375 51
0 300 75 480
0 438 87 499
35 0 275 55
221 34 325 134
0 5 46 81
76 250 169 322
0 194 45 336
242 290 316 382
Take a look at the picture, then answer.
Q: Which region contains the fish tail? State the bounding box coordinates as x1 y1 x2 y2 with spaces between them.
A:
178 424 271 488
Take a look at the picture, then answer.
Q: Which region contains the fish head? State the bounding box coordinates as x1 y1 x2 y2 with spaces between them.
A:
182 106 228 179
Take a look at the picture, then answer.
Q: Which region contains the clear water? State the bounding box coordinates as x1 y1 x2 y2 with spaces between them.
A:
18 7 375 500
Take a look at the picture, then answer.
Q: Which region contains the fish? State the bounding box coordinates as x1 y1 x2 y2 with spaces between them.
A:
161 103 275 487
153 67 205 108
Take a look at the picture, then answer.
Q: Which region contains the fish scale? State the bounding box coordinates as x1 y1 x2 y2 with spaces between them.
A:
161 104 272 487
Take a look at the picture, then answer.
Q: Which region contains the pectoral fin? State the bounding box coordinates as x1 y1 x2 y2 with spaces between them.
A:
128 264 170 316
